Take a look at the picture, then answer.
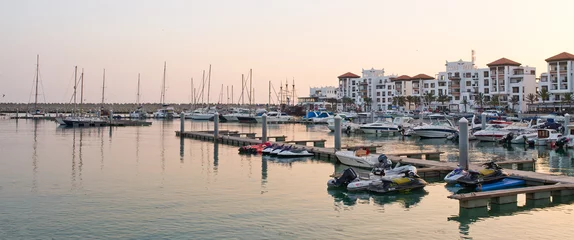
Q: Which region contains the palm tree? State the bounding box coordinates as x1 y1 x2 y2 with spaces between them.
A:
537 88 550 104
526 93 536 105
392 96 398 107
461 99 469 113
437 93 449 111
563 92 573 113
405 96 413 110
490 95 500 108
474 92 485 109
363 97 372 112
423 92 436 107
510 95 520 112
342 97 354 112
398 96 406 109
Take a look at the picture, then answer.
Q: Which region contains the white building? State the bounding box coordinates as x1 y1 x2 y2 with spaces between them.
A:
337 69 397 111
538 52 574 108
309 86 338 99
485 58 536 112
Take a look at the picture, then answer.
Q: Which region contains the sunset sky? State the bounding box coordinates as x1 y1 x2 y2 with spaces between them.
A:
1 0 573 104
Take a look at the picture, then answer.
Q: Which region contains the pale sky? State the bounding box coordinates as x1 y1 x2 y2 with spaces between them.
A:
1 0 573 104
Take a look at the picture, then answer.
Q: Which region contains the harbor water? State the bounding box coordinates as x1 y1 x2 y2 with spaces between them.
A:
1 119 574 239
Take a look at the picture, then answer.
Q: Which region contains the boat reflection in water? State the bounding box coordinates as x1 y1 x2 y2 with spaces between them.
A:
327 188 428 209
261 155 313 168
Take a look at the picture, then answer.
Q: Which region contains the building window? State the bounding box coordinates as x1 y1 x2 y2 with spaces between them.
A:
484 88 489 94
484 71 489 77
431 90 435 95
376 92 380 96
512 87 519 93
424 83 429 88
466 81 471 86
484 80 489 86
465 73 471 78
431 83 435 88
439 82 446 87
455 96 460 100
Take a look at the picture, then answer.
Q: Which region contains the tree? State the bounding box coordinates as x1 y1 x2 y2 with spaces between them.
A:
526 93 537 105
423 92 436 107
392 96 398 106
510 95 520 112
461 98 469 113
537 88 550 104
405 96 413 110
342 97 354 111
474 92 485 109
363 97 372 112
398 96 406 109
437 93 449 110
490 95 500 108
563 92 573 113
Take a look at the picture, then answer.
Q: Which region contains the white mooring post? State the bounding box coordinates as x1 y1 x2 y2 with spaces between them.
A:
213 112 219 141
180 112 185 135
459 117 469 170
481 113 487 130
261 113 268 142
334 115 342 150
565 113 570 136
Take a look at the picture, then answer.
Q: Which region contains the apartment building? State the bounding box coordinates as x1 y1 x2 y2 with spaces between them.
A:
538 52 574 105
485 58 536 112
337 69 396 111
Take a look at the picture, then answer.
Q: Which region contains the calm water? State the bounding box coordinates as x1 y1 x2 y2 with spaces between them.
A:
1 119 574 239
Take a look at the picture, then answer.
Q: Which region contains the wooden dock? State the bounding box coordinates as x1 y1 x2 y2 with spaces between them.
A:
177 130 574 211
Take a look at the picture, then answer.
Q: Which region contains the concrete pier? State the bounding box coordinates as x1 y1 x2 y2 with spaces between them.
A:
334 115 341 150
261 114 268 142
459 117 469 170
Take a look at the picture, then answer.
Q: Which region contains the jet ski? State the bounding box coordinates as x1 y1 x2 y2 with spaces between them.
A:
555 136 571 149
456 161 508 188
366 171 427 194
277 148 314 158
328 155 418 191
262 144 282 154
238 142 271 154
271 145 292 155
444 166 468 184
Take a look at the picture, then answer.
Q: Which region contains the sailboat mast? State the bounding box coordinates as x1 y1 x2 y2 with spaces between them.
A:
73 66 77 115
292 78 295 106
249 69 252 106
161 61 166 104
190 77 193 109
268 81 271 110
34 54 39 110
101 69 105 105
207 64 212 106
226 85 229 105
231 85 234 105
137 73 140 105
201 70 205 105
80 68 84 113
241 74 244 105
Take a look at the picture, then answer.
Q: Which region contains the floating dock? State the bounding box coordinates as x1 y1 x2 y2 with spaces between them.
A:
176 130 574 211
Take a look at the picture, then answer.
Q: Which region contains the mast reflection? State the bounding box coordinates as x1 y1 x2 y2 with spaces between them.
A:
31 120 38 192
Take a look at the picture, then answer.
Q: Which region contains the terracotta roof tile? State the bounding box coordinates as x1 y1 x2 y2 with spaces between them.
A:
545 52 574 62
337 72 360 78
394 75 411 81
487 58 521 67
410 73 434 80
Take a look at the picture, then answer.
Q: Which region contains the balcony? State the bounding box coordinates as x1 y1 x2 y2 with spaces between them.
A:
540 77 548 82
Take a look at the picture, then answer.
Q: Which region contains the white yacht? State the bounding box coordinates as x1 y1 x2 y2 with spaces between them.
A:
129 106 148 119
255 111 292 123
412 117 457 138
359 117 400 135
327 116 360 132
154 105 176 119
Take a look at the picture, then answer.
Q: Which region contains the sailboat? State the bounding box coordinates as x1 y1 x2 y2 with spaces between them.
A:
29 55 45 117
129 73 149 118
56 67 107 126
189 65 218 120
153 62 175 119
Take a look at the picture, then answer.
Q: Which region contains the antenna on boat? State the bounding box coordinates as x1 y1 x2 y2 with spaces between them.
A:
34 54 39 111
101 68 106 106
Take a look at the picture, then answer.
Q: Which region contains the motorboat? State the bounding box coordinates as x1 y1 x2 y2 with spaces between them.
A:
335 150 380 168
154 104 175 119
277 148 314 157
456 162 508 188
359 118 400 135
222 108 250 122
510 132 538 144
326 117 360 133
366 171 428 194
528 129 562 146
129 106 148 119
186 108 217 120
393 116 415 129
473 125 510 142
271 145 292 155
539 113 565 123
256 111 292 123
262 144 284 154
412 118 457 138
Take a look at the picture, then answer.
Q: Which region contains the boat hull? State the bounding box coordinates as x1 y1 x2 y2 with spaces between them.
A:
412 129 457 138
335 151 377 168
